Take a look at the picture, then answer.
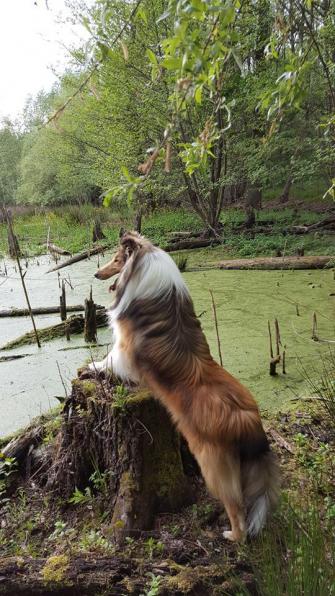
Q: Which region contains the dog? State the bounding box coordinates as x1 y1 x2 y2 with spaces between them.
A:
89 231 280 541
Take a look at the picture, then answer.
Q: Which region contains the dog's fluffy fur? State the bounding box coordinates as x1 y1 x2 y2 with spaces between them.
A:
90 231 280 541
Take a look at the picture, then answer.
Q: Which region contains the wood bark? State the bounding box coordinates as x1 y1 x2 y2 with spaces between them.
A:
46 245 110 273
218 255 334 270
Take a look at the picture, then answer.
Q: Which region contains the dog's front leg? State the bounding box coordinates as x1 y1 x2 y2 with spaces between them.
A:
88 351 113 375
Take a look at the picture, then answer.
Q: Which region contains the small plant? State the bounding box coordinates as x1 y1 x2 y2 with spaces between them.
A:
0 453 17 502
89 466 109 494
68 486 92 505
143 572 161 596
144 537 164 559
113 383 129 408
78 529 111 552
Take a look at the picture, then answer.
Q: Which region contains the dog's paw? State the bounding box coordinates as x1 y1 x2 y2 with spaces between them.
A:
223 529 246 543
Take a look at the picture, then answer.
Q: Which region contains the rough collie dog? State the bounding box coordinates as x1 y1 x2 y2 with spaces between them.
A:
89 231 280 541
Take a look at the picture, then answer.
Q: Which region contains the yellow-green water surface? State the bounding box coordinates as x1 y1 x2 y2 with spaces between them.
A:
185 268 334 412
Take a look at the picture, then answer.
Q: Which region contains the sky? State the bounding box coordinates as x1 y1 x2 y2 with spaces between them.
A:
0 0 89 121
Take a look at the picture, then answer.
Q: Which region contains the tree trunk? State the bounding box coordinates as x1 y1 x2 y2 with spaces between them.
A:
134 209 142 233
6 215 21 259
279 177 293 203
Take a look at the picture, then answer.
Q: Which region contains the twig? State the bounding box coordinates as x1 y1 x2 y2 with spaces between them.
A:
312 312 318 341
56 361 68 398
268 320 274 359
268 429 295 454
4 208 41 348
209 290 223 366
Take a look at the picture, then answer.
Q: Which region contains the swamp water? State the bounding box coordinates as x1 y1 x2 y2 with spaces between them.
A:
0 254 334 437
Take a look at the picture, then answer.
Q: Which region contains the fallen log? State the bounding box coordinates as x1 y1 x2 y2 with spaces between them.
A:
165 238 220 252
0 353 31 362
275 216 335 235
168 231 205 240
46 244 110 273
217 255 334 270
1 308 108 350
44 242 71 255
0 305 90 317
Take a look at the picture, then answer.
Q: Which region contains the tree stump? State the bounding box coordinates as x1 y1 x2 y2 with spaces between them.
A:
47 378 193 540
92 219 106 243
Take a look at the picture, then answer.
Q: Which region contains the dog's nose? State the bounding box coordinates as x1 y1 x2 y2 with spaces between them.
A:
94 272 101 279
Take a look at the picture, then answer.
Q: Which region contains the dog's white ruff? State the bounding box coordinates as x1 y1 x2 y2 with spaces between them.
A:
89 248 188 378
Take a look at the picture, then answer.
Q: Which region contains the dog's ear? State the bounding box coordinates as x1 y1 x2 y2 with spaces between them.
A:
121 232 142 255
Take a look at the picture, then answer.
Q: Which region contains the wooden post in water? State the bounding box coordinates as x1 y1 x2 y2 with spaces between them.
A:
268 319 281 376
312 312 318 341
4 208 41 348
60 280 67 321
84 287 97 343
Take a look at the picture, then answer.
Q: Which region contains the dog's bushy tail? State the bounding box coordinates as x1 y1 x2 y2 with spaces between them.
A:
241 436 280 536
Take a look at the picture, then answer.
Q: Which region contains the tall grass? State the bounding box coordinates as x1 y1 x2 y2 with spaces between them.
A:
239 500 335 596
306 349 335 427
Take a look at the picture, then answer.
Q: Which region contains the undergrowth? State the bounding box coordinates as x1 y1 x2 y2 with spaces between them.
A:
1 204 334 260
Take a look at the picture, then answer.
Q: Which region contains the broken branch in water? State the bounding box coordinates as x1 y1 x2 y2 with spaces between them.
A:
0 353 31 362
46 244 111 273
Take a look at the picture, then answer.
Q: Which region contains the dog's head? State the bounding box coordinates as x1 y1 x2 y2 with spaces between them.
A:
94 231 149 292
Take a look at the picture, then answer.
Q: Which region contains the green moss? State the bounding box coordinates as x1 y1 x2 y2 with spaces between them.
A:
80 380 99 397
41 554 70 584
165 564 228 593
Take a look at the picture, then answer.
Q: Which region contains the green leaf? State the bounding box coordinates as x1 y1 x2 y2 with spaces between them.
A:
146 49 158 66
161 56 182 70
194 86 203 104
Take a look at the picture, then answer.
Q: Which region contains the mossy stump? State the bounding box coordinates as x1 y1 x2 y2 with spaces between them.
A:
47 378 193 540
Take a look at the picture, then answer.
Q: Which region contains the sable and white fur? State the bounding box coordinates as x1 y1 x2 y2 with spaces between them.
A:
90 232 280 541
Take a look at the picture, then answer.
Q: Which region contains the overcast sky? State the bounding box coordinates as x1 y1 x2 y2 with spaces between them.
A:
0 0 89 121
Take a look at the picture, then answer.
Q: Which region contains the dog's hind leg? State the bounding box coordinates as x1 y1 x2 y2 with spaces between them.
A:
197 443 246 542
